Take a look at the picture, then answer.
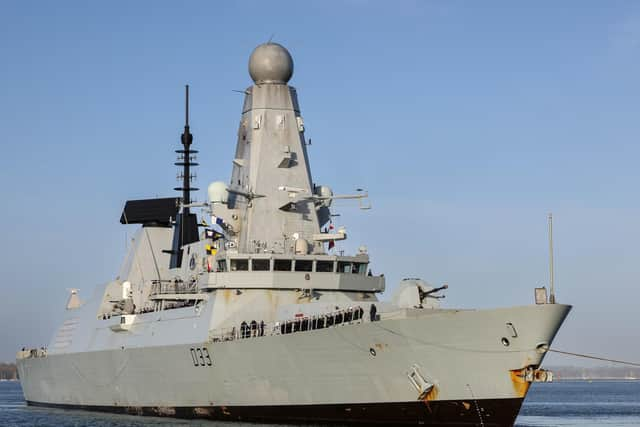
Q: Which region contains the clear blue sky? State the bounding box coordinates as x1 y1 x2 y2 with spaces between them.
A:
1 1 639 365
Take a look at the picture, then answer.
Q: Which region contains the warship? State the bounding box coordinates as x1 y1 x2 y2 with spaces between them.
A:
17 43 571 426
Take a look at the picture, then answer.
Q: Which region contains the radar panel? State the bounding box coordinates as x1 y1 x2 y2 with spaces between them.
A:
119 197 180 226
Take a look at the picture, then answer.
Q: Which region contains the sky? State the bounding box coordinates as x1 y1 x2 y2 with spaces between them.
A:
0 1 639 365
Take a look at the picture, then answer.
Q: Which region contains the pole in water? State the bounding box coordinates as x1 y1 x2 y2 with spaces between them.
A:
548 212 556 304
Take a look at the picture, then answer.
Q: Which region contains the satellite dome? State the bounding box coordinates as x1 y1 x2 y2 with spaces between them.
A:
248 42 294 84
208 181 228 204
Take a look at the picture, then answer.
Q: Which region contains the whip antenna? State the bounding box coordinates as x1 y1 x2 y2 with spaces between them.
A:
548 212 556 304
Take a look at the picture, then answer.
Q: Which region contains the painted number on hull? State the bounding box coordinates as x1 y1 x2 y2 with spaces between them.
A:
190 347 212 367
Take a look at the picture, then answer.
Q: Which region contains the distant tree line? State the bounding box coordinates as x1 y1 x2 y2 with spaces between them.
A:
0 363 17 380
550 365 640 380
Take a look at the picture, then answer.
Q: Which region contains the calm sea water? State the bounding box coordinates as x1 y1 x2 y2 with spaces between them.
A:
2 381 640 426
517 381 640 426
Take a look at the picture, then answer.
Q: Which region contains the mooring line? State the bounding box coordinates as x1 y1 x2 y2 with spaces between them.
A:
549 349 640 367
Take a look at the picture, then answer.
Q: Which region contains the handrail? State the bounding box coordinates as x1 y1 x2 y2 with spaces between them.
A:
208 306 367 343
150 281 198 295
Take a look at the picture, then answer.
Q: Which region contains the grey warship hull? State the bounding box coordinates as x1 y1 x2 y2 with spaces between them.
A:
18 303 570 426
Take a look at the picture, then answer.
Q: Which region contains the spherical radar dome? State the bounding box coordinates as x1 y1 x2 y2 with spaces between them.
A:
248 43 294 84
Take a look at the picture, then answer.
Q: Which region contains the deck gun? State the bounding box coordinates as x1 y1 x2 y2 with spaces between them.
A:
419 284 448 302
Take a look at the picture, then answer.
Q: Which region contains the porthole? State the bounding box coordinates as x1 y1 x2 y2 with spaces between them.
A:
501 337 510 347
369 348 377 357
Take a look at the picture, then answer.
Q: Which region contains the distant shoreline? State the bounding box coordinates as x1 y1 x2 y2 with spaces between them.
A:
547 366 640 381
0 363 18 381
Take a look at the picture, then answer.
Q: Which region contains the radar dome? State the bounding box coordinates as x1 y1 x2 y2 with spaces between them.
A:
208 181 228 204
248 43 294 84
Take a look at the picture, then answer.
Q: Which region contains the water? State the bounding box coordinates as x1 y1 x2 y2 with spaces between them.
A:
517 381 640 426
2 381 640 426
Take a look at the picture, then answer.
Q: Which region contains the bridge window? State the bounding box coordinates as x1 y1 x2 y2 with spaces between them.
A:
353 263 368 274
338 262 352 273
274 259 292 271
230 259 249 271
217 260 228 272
295 260 313 272
251 259 270 271
316 261 334 272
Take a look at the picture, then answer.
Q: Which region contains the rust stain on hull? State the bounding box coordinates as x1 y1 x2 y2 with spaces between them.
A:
510 369 532 398
373 342 389 351
419 383 439 413
423 384 438 401
221 289 233 305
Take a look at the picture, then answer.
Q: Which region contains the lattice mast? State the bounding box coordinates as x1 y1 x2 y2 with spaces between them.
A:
174 85 199 210
169 85 200 268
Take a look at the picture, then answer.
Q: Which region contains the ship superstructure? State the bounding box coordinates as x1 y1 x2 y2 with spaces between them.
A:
17 43 571 426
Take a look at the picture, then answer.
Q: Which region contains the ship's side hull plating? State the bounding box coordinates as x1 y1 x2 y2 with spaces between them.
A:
18 304 570 425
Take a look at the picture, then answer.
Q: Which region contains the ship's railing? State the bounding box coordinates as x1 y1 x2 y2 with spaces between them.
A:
209 306 367 343
150 280 198 296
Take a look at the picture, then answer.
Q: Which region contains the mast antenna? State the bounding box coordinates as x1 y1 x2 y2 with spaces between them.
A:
175 84 199 209
185 84 189 127
548 212 556 304
169 84 200 269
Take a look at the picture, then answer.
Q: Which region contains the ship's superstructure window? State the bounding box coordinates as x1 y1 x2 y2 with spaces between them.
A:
338 261 352 273
315 260 334 272
337 261 367 274
251 259 270 271
230 259 249 271
274 259 293 271
217 260 228 272
294 260 313 272
353 263 367 274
